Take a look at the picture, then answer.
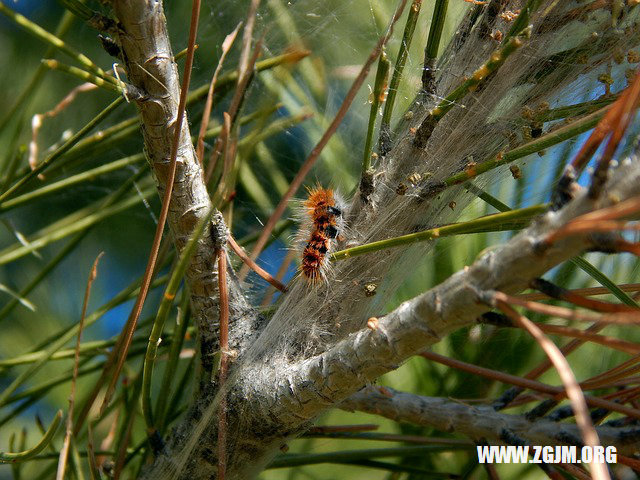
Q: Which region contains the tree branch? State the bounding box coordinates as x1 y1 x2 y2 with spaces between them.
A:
342 387 640 456
110 0 260 380
256 158 640 428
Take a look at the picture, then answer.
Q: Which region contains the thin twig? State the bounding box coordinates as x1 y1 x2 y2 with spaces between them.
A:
589 70 640 199
581 354 640 390
421 0 447 94
56 252 104 480
525 323 606 380
496 299 609 480
205 37 264 185
362 49 389 174
529 278 640 313
414 26 530 148
545 194 640 246
142 207 216 435
227 234 287 292
545 220 640 244
379 0 423 155
238 0 261 82
420 351 640 420
518 283 640 301
332 204 546 261
196 23 242 166
535 323 640 355
86 423 100 480
495 293 640 325
29 82 96 178
113 377 141 480
442 104 611 190
553 70 640 208
205 0 263 184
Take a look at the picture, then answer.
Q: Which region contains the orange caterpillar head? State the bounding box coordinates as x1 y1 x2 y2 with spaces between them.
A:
304 186 336 222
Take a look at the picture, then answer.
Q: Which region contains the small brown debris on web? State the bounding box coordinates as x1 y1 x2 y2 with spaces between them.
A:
367 317 379 330
499 10 520 22
521 105 535 121
490 30 503 42
407 172 422 186
626 69 637 85
364 283 377 297
598 72 614 95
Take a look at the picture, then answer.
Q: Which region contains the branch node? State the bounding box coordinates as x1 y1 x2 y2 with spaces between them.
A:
492 387 524 410
98 34 122 59
525 398 558 421
474 288 496 307
210 212 228 250
413 113 437 149
478 311 514 328
551 166 578 211
499 428 527 447
366 317 379 330
416 180 447 203
531 238 551 255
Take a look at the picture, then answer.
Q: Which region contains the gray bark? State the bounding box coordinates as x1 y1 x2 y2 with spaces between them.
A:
343 387 640 456
111 0 261 386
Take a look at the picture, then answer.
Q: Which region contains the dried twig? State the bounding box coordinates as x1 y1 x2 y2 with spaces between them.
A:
227 234 287 292
196 23 242 166
517 283 640 301
495 299 609 480
56 252 104 480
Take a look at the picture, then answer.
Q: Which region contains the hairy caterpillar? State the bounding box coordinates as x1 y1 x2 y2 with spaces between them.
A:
299 186 345 283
